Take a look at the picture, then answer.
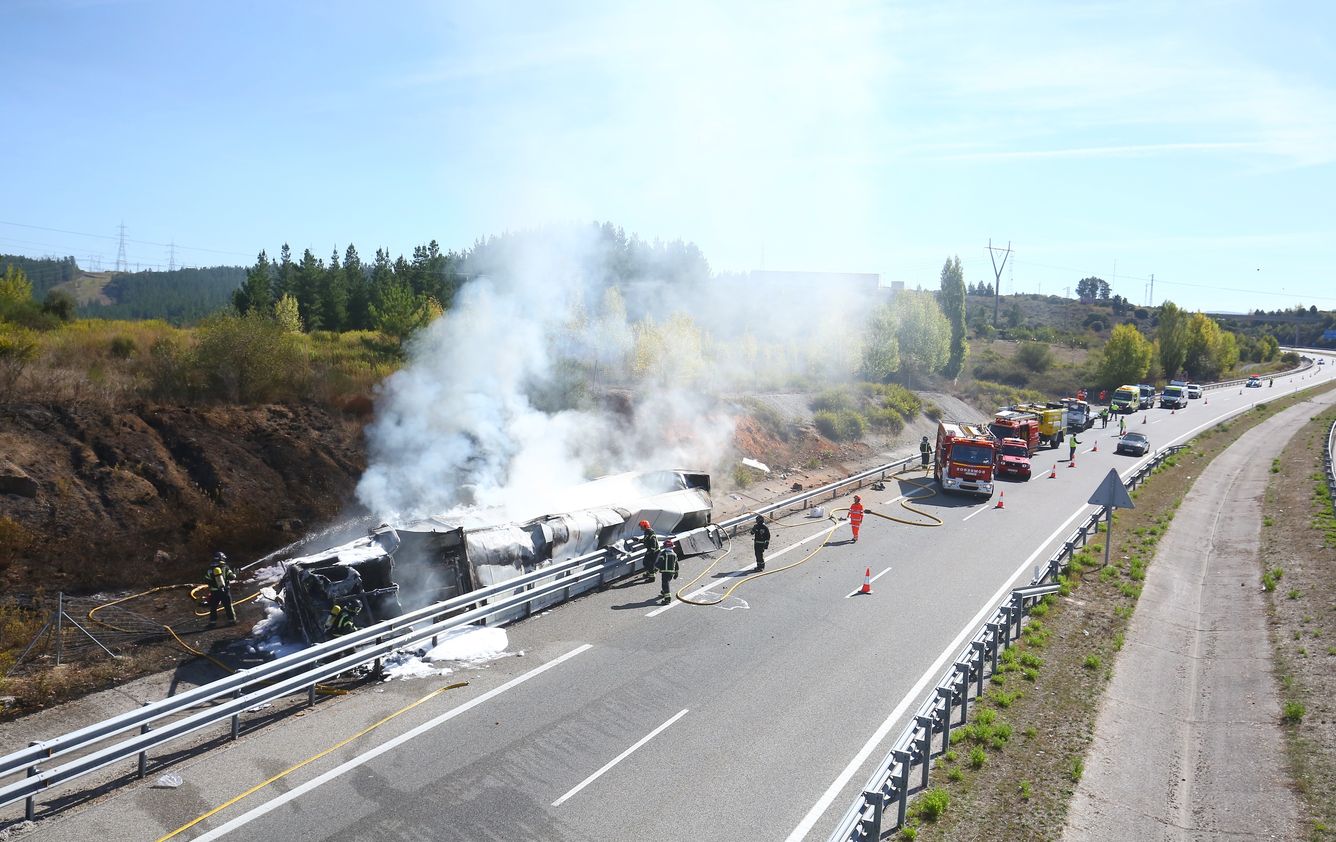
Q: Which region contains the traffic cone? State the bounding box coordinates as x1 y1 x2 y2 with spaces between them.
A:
1092 439 1098 452
860 567 872 595
1048 463 1057 479
995 491 1005 509
1171 408 1175 415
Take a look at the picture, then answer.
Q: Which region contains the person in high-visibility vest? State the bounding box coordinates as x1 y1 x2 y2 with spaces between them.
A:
654 539 679 604
329 601 360 637
1069 434 1080 461
848 495 865 543
204 551 237 625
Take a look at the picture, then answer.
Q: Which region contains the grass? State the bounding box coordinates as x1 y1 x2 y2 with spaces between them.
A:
912 377 1336 841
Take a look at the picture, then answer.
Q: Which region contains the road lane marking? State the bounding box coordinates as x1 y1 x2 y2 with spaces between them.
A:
645 523 839 617
189 644 593 841
844 566 891 598
785 505 1095 842
551 709 689 806
961 505 989 523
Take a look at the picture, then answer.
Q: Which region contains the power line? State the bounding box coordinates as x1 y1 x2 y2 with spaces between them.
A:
0 219 253 259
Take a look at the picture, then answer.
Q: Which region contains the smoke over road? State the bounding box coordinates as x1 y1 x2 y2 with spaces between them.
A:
354 226 871 523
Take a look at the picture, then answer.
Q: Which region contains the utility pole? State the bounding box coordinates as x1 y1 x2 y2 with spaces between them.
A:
988 239 1012 327
115 222 128 273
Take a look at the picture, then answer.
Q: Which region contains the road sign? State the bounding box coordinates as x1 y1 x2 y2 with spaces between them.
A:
1088 468 1134 510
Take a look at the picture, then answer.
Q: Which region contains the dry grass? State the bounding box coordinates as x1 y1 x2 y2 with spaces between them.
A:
1261 405 1336 840
908 381 1336 841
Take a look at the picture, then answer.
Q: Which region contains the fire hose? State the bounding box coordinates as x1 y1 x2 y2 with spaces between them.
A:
674 467 943 606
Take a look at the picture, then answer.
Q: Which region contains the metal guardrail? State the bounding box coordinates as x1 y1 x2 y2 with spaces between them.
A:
0 451 917 820
1325 419 1336 515
828 444 1189 842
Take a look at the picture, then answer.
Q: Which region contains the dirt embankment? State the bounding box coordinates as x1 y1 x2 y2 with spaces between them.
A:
0 402 368 593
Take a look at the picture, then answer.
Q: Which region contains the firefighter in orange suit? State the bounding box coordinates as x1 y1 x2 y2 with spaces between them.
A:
848 495 865 543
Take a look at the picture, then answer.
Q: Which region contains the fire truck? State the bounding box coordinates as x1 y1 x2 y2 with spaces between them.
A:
935 420 997 497
1012 402 1067 448
989 410 1040 455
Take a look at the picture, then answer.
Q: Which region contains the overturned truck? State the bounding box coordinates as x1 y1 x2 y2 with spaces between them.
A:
278 470 717 644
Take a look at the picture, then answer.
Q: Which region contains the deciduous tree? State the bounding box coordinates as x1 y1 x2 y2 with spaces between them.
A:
938 256 967 378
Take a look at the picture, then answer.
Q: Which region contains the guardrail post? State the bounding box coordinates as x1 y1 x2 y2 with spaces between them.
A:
893 749 912 828
864 788 883 838
971 642 986 697
308 684 316 707
955 662 971 723
937 687 953 751
915 715 933 789
231 689 242 740
1000 605 1014 645
987 623 1001 674
137 705 150 778
25 741 39 821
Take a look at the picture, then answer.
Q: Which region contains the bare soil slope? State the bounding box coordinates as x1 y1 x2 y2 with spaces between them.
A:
0 402 367 592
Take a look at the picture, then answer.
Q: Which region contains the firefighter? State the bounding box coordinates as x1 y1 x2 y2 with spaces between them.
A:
750 515 770 571
848 495 865 543
654 538 679 604
638 519 659 581
919 435 932 469
329 600 360 637
204 551 237 625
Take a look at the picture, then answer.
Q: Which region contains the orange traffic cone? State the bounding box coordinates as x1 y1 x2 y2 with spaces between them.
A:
1048 463 1057 479
1092 439 1098 452
995 491 1005 509
860 567 872 595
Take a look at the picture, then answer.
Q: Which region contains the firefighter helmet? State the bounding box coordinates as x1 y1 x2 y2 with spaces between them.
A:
638 520 651 529
212 550 227 562
755 515 764 524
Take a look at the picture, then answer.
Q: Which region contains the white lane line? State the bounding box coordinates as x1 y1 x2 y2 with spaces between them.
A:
191 644 594 841
551 709 689 806
961 504 991 522
844 566 892 598
645 523 839 617
785 504 1094 842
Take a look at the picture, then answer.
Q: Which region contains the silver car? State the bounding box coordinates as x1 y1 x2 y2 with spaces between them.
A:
1115 432 1150 456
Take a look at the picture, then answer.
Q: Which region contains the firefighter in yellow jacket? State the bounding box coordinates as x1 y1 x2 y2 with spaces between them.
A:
204 551 237 625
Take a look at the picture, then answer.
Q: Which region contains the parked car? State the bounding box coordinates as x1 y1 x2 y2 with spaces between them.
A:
1115 432 1151 456
1246 375 1262 388
1186 384 1203 399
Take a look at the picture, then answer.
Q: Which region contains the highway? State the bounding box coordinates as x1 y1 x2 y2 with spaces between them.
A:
15 358 1336 842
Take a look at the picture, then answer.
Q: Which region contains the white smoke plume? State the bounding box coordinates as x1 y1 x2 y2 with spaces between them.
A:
355 224 872 523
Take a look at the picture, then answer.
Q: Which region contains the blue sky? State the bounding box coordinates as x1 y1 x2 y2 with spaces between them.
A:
3 0 1334 313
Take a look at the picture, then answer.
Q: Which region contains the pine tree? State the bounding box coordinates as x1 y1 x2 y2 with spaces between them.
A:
344 244 370 330
322 246 348 331
232 250 273 316
294 249 325 331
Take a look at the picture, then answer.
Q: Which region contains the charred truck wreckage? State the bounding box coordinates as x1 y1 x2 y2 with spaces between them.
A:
277 470 719 643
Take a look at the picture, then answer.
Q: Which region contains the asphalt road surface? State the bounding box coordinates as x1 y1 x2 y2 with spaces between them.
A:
14 357 1335 842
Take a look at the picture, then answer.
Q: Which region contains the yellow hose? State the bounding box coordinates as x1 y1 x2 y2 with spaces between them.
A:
674 466 943 605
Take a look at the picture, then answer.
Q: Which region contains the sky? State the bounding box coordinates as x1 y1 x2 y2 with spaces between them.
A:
3 0 1335 314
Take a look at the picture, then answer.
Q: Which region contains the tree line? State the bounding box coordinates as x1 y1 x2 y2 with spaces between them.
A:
231 222 712 338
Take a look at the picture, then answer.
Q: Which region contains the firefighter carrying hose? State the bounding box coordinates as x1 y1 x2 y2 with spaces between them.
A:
848 495 865 543
204 551 237 626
